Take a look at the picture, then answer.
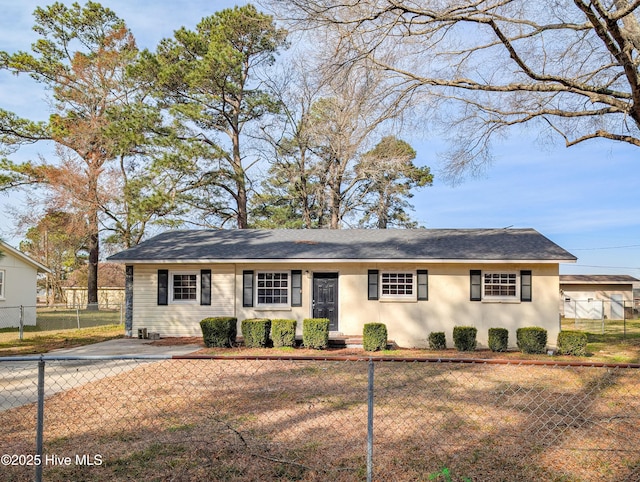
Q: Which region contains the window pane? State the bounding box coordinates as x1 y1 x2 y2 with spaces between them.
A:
173 274 197 300
484 272 517 297
381 273 414 296
257 272 289 304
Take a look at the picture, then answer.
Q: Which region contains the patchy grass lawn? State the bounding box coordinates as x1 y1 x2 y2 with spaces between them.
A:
1 356 638 481
0 324 124 356
35 307 123 330
1 323 639 481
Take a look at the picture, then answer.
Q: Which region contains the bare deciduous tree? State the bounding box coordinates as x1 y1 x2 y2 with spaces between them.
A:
306 61 415 228
270 0 640 179
256 41 432 228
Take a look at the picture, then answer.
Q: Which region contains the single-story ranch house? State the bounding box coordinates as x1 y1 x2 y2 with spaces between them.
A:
108 228 577 348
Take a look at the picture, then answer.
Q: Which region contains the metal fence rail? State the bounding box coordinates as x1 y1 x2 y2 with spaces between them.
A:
0 356 639 481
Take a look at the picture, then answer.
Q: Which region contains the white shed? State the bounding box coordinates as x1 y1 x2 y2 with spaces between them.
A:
560 275 639 320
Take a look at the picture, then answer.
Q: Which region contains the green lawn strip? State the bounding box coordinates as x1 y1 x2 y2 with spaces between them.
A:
0 324 124 356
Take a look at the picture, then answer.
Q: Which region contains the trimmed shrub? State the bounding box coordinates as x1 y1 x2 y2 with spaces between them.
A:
428 332 446 350
453 326 477 351
200 317 237 348
557 330 588 356
271 319 297 348
488 328 509 352
516 326 548 354
241 318 271 348
303 318 330 349
363 323 388 351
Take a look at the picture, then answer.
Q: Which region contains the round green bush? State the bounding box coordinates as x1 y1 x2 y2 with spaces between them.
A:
453 326 477 352
516 326 548 354
488 328 509 352
200 317 237 348
271 319 297 348
363 323 388 351
428 332 446 350
557 330 588 356
303 318 330 349
241 318 271 348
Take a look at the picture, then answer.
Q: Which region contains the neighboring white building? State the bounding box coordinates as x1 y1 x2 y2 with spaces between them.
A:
0 241 50 326
109 229 577 348
560 275 639 320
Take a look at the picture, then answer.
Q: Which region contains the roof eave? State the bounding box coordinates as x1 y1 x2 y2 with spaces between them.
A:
108 257 577 265
0 241 51 273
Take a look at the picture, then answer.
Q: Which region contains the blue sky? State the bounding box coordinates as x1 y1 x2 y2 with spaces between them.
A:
1 0 639 276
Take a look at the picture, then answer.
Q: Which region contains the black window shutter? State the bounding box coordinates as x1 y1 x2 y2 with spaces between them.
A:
201 269 211 306
417 270 429 300
243 270 254 307
157 269 169 305
521 270 532 302
291 270 302 307
470 270 482 301
368 270 379 300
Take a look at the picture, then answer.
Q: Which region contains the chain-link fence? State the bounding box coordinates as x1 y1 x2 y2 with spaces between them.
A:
561 299 640 337
1 355 639 482
0 305 122 337
0 306 37 331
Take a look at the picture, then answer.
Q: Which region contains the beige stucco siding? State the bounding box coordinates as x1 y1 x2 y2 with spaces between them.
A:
234 262 559 348
0 251 40 325
131 262 561 347
332 263 559 348
132 264 235 336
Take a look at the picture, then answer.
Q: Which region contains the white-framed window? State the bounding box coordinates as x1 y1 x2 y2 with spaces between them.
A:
369 270 428 301
170 271 199 303
381 272 415 299
483 272 518 300
256 272 289 306
0 270 5 299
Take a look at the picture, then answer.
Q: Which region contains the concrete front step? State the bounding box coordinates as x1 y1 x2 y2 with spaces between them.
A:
328 335 364 349
328 335 397 349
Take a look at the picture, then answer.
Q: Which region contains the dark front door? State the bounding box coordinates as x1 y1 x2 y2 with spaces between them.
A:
313 273 339 331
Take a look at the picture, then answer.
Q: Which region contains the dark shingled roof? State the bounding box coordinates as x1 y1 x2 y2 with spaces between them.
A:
108 229 576 263
560 275 639 284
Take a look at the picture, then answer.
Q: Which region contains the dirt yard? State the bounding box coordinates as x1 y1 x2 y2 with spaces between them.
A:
1 354 639 481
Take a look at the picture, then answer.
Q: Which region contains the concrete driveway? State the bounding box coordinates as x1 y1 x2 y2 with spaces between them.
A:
0 338 202 410
48 337 202 356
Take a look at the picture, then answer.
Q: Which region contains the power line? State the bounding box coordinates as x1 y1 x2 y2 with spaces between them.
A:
565 264 640 270
570 244 640 251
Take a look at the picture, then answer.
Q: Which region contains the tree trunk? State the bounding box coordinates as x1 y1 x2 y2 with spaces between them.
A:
87 170 100 311
87 218 99 310
232 123 249 229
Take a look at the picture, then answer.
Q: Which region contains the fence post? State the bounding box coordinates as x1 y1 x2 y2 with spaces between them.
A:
35 357 45 482
76 307 80 330
367 358 374 482
19 306 24 341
